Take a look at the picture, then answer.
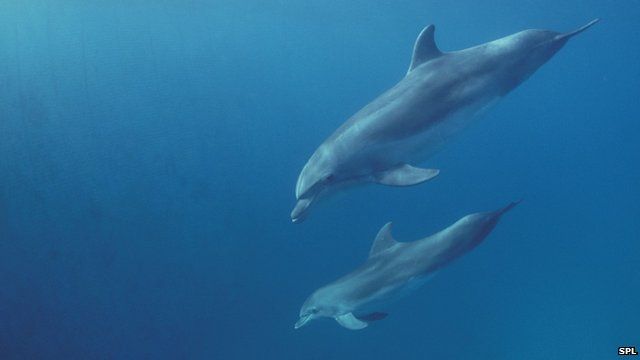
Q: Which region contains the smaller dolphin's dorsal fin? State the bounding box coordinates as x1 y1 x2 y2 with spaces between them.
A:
408 24 442 74
369 222 398 258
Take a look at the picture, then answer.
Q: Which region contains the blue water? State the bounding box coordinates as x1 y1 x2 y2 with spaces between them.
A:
1 1 638 359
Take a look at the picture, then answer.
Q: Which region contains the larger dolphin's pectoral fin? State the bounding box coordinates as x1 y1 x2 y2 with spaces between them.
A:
335 313 369 330
373 164 439 187
408 24 442 73
369 222 398 258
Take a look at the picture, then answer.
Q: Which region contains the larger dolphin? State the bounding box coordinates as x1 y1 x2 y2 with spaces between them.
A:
294 201 519 330
291 20 598 222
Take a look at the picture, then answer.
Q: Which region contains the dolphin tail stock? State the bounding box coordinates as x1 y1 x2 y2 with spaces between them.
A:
496 199 522 217
556 18 600 41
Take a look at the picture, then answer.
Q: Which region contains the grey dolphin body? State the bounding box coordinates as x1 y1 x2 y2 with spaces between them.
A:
295 201 519 330
291 20 598 222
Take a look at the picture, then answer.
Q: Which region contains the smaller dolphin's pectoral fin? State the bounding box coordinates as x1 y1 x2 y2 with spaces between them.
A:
408 24 442 73
356 312 388 322
335 313 369 330
373 164 439 187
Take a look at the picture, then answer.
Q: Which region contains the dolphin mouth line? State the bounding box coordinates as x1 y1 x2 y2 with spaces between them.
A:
291 194 317 223
294 314 312 329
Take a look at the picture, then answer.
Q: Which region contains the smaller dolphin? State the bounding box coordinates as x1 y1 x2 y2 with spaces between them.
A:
294 201 519 330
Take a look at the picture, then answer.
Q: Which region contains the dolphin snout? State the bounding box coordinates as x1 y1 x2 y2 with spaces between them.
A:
294 314 312 329
291 197 313 223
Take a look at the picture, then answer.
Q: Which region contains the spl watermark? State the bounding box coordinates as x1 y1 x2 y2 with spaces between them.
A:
619 346 638 356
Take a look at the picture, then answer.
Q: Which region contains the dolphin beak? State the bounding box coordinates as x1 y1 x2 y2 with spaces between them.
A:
294 314 312 329
556 18 600 41
291 197 314 223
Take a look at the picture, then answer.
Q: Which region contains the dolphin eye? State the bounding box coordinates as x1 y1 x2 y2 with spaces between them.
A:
325 174 334 182
310 308 319 314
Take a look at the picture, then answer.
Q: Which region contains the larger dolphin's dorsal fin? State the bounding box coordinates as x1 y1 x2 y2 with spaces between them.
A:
369 222 398 258
408 24 442 73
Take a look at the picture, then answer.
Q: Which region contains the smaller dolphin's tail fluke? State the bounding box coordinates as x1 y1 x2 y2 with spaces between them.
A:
557 18 600 41
496 199 522 217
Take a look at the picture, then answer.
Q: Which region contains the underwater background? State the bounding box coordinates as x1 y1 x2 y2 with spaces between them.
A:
0 0 638 359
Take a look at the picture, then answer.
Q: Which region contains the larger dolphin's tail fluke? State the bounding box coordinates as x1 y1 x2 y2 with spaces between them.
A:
556 18 600 41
